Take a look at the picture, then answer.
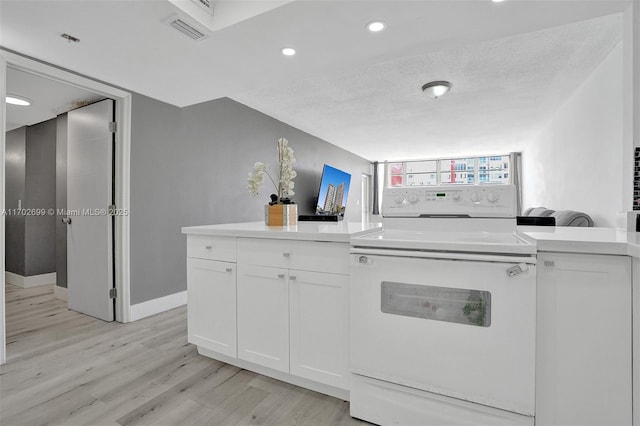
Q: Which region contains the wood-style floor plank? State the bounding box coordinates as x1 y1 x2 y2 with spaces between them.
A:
1 284 368 426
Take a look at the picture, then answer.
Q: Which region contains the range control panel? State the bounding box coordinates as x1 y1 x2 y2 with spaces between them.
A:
382 184 517 218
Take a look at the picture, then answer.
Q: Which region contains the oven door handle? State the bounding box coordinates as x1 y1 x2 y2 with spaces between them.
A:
350 247 536 264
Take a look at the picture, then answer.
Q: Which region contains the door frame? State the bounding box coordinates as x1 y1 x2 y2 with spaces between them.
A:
0 49 132 365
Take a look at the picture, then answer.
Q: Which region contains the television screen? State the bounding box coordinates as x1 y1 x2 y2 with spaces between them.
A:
316 164 351 216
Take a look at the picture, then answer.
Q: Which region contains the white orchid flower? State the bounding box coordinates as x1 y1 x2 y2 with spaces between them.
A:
247 138 296 202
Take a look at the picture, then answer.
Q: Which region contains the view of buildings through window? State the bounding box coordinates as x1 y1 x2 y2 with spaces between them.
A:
387 155 511 187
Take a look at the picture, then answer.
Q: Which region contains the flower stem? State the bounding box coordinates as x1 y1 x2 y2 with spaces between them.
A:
263 170 279 201
277 141 284 203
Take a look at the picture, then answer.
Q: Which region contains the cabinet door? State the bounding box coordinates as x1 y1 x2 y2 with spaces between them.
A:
290 270 349 389
536 253 632 426
237 264 289 372
187 258 236 357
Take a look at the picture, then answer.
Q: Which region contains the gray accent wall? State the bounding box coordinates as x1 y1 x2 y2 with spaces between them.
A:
24 119 57 276
5 127 26 275
130 95 370 304
56 114 68 288
130 94 183 305
4 119 57 277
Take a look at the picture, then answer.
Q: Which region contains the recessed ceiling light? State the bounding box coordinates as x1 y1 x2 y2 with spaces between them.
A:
367 21 386 32
6 95 31 106
281 47 296 56
492 0 505 3
421 81 452 99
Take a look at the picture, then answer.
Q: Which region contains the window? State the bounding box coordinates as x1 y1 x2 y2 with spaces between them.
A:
386 155 511 187
440 158 475 185
478 156 510 184
388 162 404 187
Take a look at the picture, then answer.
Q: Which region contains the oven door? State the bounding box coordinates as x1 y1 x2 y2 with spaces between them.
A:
350 249 536 416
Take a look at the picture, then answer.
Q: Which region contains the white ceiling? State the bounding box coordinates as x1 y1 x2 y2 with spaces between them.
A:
5 67 104 131
235 13 623 160
0 0 629 161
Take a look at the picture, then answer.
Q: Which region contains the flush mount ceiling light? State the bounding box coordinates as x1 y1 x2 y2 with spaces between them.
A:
5 95 31 106
281 47 296 56
367 21 386 32
492 0 505 3
421 81 452 99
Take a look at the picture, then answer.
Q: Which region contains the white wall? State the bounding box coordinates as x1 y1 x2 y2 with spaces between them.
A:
522 42 623 228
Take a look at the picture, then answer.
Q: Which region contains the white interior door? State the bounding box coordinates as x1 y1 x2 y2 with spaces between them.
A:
67 99 114 322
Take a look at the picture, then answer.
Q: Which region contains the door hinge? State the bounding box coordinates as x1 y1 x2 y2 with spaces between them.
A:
109 288 117 299
108 205 117 215
109 122 117 133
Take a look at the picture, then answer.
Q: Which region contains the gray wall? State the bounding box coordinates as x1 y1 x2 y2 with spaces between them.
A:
5 127 26 275
4 120 57 277
24 119 57 276
56 114 68 288
130 95 370 304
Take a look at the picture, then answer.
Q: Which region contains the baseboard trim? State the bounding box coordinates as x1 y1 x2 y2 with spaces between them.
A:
54 285 68 302
129 290 187 322
5 271 57 288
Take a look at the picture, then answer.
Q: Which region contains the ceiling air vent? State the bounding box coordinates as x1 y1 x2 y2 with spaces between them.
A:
166 15 209 41
191 0 213 16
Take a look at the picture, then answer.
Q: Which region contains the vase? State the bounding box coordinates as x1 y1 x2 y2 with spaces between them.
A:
265 204 298 226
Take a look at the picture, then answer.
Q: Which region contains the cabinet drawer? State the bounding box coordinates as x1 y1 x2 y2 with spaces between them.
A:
187 235 236 262
238 238 349 274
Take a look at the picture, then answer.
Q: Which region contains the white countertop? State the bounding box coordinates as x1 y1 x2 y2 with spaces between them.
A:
182 221 640 256
182 221 383 243
519 226 640 257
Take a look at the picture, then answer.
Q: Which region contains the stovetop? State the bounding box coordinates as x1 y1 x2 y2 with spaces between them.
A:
352 184 535 254
352 228 536 254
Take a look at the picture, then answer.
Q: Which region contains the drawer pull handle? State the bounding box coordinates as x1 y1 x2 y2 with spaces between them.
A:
225 268 233 273
205 245 213 250
278 273 285 279
283 252 290 258
290 275 297 281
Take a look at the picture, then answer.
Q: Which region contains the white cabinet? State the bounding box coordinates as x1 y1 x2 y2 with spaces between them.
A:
634 259 640 426
186 257 237 357
237 264 290 372
536 252 632 426
290 270 349 389
237 238 350 390
185 232 352 396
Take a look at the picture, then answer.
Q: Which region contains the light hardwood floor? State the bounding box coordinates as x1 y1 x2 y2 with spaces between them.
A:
1 284 367 426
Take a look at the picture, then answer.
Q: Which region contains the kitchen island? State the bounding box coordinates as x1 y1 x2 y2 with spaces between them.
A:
182 222 638 425
181 221 382 401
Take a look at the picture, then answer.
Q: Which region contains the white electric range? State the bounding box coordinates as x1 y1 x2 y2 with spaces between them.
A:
350 185 537 426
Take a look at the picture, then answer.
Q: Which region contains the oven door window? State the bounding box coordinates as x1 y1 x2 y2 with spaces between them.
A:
381 281 491 327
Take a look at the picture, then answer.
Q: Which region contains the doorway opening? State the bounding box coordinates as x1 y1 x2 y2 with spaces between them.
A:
0 49 132 365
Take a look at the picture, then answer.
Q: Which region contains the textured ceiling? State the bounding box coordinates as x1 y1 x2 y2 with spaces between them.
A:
233 13 623 160
0 0 629 160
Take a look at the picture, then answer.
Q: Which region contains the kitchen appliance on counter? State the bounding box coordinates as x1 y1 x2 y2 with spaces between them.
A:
350 184 536 426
